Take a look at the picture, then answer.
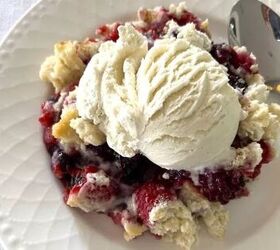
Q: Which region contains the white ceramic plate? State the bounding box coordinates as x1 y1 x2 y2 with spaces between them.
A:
0 0 280 249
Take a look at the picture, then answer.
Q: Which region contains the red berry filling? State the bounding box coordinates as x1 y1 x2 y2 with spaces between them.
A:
210 44 258 93
197 169 248 204
134 182 175 224
210 43 257 75
96 22 121 41
40 92 274 207
43 127 57 153
139 7 204 41
260 141 273 164
96 7 204 43
39 6 275 238
69 170 117 203
39 97 59 127
241 141 273 179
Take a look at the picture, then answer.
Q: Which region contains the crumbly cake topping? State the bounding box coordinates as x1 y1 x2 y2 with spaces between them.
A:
239 99 280 141
180 183 229 238
149 200 197 250
70 118 106 146
52 106 81 145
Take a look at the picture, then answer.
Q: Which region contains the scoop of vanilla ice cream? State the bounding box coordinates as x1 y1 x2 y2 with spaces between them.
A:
137 38 241 170
76 24 241 170
76 24 148 157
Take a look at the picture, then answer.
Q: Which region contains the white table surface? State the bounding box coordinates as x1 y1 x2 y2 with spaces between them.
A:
0 0 38 42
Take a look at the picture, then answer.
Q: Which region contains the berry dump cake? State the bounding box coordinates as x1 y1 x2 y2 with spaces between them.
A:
39 2 280 249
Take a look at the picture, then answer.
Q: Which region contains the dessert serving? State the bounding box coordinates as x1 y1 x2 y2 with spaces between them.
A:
38 2 280 249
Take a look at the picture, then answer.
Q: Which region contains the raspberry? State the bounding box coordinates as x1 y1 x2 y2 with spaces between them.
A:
233 51 256 74
198 169 248 204
52 163 64 179
260 141 273 164
96 22 121 41
134 182 175 224
109 210 124 225
67 170 118 212
210 44 233 64
38 110 55 127
162 170 191 189
39 99 59 127
210 43 257 76
242 141 273 180
84 165 99 174
69 182 104 201
66 165 99 189
51 149 71 178
210 43 258 93
85 176 115 201
141 8 170 40
68 169 115 197
43 127 57 153
172 9 202 28
140 8 204 41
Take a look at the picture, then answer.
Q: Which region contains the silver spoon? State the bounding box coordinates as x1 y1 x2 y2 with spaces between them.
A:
228 0 280 93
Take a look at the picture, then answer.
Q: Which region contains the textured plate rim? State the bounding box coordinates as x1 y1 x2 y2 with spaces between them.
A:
0 0 42 47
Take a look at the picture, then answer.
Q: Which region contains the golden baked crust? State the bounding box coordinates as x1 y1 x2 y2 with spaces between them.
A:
40 40 99 92
70 118 106 146
52 107 81 145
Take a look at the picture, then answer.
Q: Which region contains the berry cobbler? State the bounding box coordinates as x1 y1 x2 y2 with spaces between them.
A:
39 2 280 250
